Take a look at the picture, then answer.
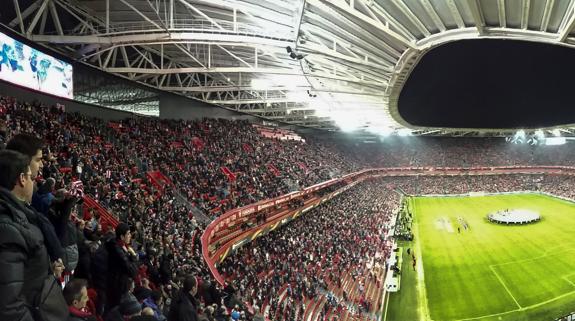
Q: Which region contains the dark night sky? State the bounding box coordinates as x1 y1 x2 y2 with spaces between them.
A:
398 39 575 129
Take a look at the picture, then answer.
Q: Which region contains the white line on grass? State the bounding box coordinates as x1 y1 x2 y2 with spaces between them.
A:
456 281 575 320
454 308 521 321
490 246 575 269
412 198 432 321
382 292 390 321
563 276 575 288
489 265 522 309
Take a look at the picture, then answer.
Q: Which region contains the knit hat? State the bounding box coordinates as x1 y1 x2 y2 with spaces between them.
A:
231 310 241 320
120 297 142 316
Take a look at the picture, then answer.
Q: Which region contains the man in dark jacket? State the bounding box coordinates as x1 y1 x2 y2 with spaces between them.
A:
6 134 65 266
168 275 199 321
0 150 67 321
106 222 139 312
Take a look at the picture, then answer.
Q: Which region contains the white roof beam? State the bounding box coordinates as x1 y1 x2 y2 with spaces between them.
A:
310 0 415 49
26 0 50 36
558 4 575 41
209 98 305 104
467 0 487 35
446 0 465 28
177 0 226 31
391 0 431 37
498 0 507 28
9 0 42 28
300 42 393 73
118 0 163 30
541 0 555 32
30 33 291 48
303 16 402 63
521 0 530 30
421 0 446 32
366 1 417 40
12 0 27 33
105 67 300 75
48 0 64 35
303 27 395 67
216 45 253 68
174 43 206 68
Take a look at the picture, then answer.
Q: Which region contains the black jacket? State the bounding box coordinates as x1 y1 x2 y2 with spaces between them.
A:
168 290 199 321
105 238 138 309
29 193 64 262
0 187 65 321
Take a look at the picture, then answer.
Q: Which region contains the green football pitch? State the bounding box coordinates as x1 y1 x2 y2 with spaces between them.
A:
385 193 575 321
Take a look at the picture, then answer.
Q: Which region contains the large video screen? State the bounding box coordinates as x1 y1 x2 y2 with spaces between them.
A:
0 31 73 99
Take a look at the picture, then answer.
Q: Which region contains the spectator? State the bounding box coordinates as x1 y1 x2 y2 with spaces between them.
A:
6 133 65 266
142 291 166 321
63 278 97 321
106 296 142 321
0 150 67 321
5 133 44 178
252 305 264 321
32 177 55 216
168 275 199 321
106 222 138 312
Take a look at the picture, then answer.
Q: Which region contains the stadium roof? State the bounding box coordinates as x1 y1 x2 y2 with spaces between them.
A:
4 0 575 136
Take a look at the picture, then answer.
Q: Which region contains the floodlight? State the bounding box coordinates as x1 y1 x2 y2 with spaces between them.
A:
397 128 412 136
546 137 566 145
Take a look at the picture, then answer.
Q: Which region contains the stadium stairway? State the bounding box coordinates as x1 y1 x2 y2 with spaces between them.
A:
82 195 118 230
220 166 237 181
310 295 327 321
267 163 281 177
146 171 175 192
303 297 319 321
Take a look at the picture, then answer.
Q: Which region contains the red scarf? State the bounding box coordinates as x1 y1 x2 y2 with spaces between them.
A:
69 306 92 318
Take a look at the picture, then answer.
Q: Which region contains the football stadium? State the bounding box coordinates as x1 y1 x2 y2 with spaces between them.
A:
1 1 575 321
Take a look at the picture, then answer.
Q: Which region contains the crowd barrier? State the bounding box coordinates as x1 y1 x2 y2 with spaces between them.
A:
201 165 575 285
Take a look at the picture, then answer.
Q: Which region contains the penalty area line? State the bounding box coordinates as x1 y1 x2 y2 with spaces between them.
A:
489 265 522 310
456 285 575 321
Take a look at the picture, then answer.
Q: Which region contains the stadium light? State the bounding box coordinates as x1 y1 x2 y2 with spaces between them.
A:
545 137 566 145
371 126 394 137
250 78 268 90
397 128 412 137
512 130 526 144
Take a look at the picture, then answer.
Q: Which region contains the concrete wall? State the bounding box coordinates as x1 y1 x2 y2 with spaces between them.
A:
0 80 138 121
159 92 260 121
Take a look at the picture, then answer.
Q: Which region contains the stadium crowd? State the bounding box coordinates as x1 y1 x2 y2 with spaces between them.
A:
2 95 575 321
218 179 397 321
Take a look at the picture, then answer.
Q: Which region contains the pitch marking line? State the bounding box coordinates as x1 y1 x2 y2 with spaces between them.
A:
490 246 575 269
455 287 575 321
412 198 432 321
489 266 522 309
563 276 575 288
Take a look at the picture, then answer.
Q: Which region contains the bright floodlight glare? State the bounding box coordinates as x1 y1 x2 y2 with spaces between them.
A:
516 130 526 138
552 129 562 137
397 128 412 136
546 137 566 145
250 78 267 90
333 111 360 132
512 130 526 144
535 129 545 140
372 126 394 137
